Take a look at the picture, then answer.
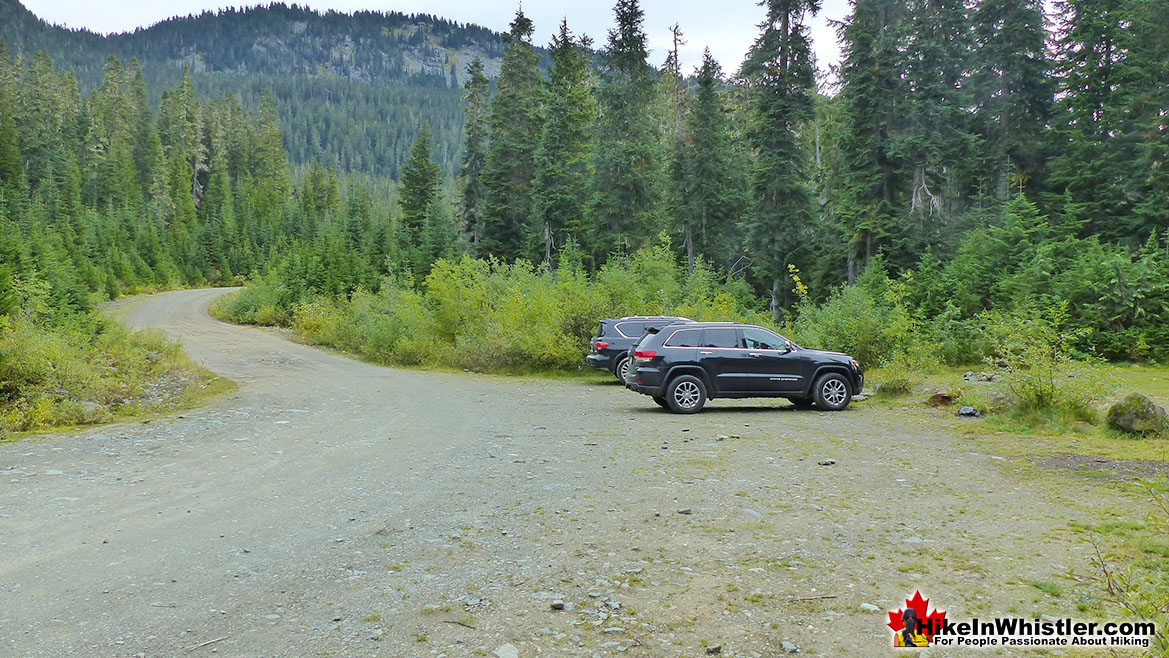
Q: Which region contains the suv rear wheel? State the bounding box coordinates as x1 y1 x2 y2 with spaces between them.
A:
812 372 852 411
666 375 707 414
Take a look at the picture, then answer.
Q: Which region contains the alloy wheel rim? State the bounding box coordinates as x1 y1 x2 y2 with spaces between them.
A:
674 381 700 408
823 379 847 406
618 360 629 381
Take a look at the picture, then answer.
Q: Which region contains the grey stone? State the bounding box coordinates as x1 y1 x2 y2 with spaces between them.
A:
706 645 722 655
781 640 799 653
1107 393 1169 434
817 458 836 466
493 644 519 658
859 603 880 612
957 406 979 417
550 600 565 611
678 508 692 515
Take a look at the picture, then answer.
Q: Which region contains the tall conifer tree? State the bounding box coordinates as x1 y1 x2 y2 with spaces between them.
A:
835 0 907 281
480 9 542 261
740 0 819 320
589 0 661 260
677 49 742 272
457 57 490 250
530 20 595 267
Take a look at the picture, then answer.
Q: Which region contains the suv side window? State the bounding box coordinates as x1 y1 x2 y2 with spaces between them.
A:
664 328 701 347
743 328 788 351
701 328 741 348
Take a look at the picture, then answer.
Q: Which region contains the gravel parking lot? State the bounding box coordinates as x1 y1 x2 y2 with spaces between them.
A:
0 289 1131 656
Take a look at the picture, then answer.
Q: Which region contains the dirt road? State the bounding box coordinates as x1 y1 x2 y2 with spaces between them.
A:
0 289 1128 656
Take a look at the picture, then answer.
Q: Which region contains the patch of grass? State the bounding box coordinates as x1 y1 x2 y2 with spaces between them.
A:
1033 581 1063 598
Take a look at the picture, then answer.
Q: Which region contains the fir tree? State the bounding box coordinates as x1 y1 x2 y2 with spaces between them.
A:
398 123 441 247
480 9 542 261
971 0 1052 200
677 49 743 273
457 57 490 249
530 20 595 267
893 0 976 265
740 0 820 320
835 0 907 281
589 0 662 260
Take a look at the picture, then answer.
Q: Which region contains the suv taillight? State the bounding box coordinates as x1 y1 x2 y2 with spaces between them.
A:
594 341 610 351
634 350 656 360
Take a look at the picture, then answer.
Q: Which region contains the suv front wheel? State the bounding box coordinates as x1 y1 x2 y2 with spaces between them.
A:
666 375 707 414
812 372 852 411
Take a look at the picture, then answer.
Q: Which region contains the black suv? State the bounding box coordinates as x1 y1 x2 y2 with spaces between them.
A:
585 316 692 381
624 322 864 413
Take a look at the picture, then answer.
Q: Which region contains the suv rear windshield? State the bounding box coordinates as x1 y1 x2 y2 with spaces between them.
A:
614 321 648 337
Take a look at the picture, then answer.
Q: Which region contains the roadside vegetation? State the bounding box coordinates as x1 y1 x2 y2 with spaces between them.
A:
0 298 228 438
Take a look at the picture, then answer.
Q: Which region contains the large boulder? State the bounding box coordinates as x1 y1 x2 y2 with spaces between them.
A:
1106 393 1169 435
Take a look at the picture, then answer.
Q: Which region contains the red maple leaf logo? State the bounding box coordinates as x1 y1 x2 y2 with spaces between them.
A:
887 591 947 642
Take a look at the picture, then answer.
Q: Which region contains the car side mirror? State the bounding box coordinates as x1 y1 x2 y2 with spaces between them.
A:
782 341 794 353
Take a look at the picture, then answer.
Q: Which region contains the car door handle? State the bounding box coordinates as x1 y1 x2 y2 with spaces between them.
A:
748 352 763 357
699 350 713 355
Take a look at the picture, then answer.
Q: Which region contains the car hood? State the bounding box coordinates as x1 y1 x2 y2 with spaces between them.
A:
797 348 856 364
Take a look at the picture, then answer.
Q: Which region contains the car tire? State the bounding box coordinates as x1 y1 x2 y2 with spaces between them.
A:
791 397 815 409
652 396 669 408
812 372 852 411
665 375 707 414
615 356 631 383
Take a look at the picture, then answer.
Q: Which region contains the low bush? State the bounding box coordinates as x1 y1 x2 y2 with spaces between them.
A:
980 302 1113 422
790 260 923 368
210 272 298 326
233 242 773 374
0 312 216 435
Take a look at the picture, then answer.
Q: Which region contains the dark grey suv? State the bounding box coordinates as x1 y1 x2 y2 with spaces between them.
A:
585 316 691 381
624 322 864 413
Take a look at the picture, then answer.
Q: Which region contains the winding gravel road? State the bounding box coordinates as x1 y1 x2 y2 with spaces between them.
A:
0 289 1124 657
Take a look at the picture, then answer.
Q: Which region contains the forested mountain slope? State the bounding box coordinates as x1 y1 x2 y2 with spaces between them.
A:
0 0 509 175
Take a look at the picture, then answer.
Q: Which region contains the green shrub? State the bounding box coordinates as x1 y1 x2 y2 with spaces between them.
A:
791 261 925 367
980 302 1113 420
210 272 296 325
0 313 214 435
227 240 775 374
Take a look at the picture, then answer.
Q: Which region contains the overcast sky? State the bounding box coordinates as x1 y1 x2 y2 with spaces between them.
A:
22 0 852 75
